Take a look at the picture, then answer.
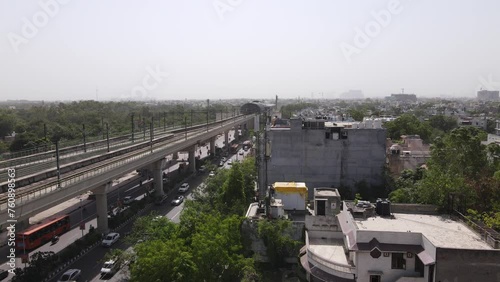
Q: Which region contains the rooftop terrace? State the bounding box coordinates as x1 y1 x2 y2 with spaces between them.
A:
354 213 492 250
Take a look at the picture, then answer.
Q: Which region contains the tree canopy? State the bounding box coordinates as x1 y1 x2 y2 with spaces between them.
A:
129 157 261 282
389 127 500 230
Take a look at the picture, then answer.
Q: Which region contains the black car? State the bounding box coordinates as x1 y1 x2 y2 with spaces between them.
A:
154 195 168 205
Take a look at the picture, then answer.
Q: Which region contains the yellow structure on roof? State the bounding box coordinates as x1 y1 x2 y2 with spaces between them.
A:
272 182 308 199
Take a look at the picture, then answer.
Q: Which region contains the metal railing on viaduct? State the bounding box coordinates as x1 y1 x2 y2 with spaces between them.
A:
0 114 255 225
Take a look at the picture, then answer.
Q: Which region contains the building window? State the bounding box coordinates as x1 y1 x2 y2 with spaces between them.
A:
370 248 381 259
391 253 406 269
370 275 381 282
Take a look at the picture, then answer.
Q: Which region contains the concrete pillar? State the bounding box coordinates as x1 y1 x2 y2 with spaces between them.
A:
209 137 216 156
254 115 259 131
188 146 196 173
152 159 166 197
93 182 111 234
224 131 229 154
18 218 30 232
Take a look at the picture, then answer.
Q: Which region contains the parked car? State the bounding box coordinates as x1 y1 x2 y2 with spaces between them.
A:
102 232 120 247
154 195 168 205
57 269 81 282
208 171 215 177
171 195 185 206
178 183 190 193
101 259 120 276
123 196 134 205
227 159 232 165
218 161 224 167
198 165 207 173
239 150 244 155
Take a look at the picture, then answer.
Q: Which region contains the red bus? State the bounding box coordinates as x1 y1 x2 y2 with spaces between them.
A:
15 215 70 251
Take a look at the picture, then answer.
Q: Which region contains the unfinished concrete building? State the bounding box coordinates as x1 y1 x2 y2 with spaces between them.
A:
267 118 386 199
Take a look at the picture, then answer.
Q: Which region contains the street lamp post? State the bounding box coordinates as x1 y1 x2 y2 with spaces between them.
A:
207 99 210 132
56 141 61 187
80 198 84 238
106 122 110 152
131 113 135 143
82 124 86 153
184 116 187 140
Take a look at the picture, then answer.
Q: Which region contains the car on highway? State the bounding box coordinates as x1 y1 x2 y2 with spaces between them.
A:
57 269 81 282
102 232 120 247
208 171 215 177
171 195 185 206
123 196 134 205
198 165 207 173
178 183 190 193
101 258 120 276
155 195 168 205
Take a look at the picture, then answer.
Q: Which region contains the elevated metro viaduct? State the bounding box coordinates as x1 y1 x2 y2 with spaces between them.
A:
1 115 256 233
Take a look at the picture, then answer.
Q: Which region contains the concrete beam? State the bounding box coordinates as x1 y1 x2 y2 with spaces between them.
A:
152 159 166 197
93 182 111 234
209 137 216 157
224 131 229 153
188 146 196 173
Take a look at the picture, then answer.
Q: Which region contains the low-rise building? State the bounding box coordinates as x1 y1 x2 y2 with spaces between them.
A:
386 135 430 176
299 188 500 282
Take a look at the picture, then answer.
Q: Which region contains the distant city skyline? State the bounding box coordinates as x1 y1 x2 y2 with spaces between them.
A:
1 0 499 101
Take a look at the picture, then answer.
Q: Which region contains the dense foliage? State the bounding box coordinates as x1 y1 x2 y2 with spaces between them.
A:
129 157 261 282
0 101 236 155
389 126 500 230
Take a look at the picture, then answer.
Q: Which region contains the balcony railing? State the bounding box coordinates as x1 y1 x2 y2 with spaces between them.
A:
307 249 355 275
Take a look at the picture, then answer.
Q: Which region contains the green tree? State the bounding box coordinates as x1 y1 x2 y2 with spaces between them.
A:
383 114 432 143
131 238 197 282
428 115 458 133
347 108 365 121
257 219 302 268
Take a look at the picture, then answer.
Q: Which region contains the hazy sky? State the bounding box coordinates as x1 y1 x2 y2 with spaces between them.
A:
1 0 500 101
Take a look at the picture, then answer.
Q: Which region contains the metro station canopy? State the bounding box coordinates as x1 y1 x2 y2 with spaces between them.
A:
240 101 275 115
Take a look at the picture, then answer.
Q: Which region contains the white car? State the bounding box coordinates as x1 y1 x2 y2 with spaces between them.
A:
101 259 119 276
123 196 134 205
227 159 232 165
58 269 81 282
102 232 120 247
208 171 215 177
178 183 190 193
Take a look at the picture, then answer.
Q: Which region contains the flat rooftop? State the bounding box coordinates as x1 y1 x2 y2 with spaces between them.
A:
315 188 340 197
308 238 350 266
354 213 492 250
